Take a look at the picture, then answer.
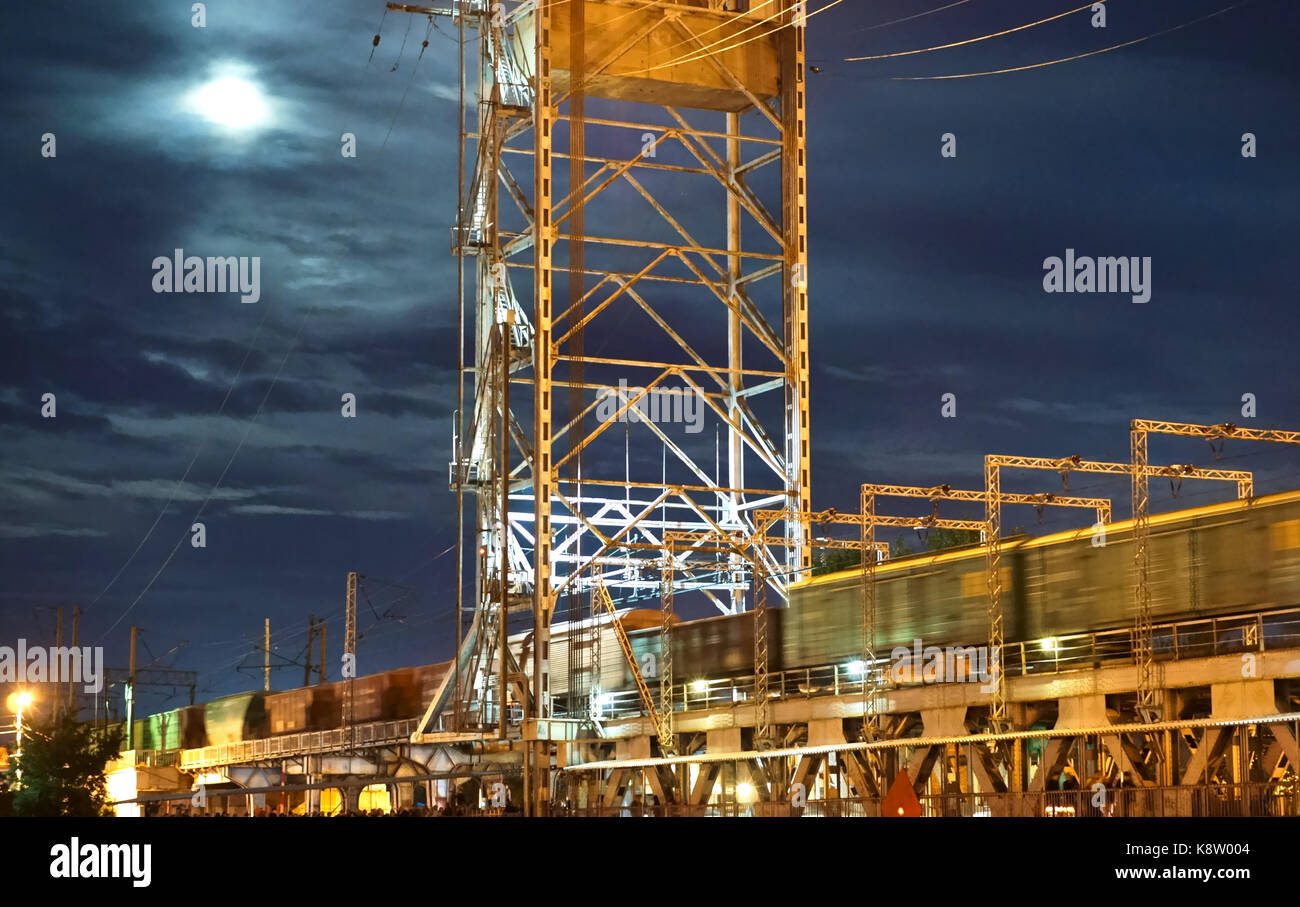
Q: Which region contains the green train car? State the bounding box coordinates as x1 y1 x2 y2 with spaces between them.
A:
784 490 1300 670
203 691 269 745
129 705 205 751
621 609 783 691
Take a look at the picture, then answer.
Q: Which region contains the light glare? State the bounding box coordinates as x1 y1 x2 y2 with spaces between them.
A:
190 77 268 129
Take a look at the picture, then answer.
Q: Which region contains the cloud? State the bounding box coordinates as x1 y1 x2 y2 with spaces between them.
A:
229 505 410 521
0 524 109 539
426 82 461 103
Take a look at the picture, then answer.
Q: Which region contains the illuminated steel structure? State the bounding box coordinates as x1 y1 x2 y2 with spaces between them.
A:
398 0 813 811
1128 421 1299 723
983 454 1252 769
858 484 1112 737
663 510 889 751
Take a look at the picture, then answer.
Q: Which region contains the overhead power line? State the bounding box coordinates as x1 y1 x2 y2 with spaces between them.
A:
850 0 972 34
893 0 1250 80
634 0 852 77
846 0 1106 62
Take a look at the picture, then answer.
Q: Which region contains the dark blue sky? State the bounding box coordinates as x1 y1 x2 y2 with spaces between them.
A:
2 0 1297 715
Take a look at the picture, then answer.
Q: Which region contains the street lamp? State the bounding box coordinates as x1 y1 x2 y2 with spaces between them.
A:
10 690 34 788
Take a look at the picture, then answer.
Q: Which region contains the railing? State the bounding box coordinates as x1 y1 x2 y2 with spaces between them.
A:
564 783 1300 818
132 607 1300 768
177 719 419 770
584 606 1300 723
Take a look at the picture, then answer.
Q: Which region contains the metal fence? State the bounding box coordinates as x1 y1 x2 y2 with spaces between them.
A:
176 719 418 770
563 783 1299 818
589 607 1300 722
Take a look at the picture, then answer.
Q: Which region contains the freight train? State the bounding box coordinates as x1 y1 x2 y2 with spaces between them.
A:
123 490 1300 749
122 663 448 752
547 488 1300 701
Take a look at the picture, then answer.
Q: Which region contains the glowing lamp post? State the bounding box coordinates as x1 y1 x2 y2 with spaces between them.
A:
7 690 34 787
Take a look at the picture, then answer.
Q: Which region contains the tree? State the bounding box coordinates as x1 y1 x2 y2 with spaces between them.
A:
812 526 985 575
811 547 859 576
893 527 982 558
5 708 122 817
0 756 11 817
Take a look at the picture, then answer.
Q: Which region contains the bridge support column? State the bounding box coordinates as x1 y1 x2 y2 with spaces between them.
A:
706 728 742 753
901 708 969 798
343 785 361 814
304 762 320 814
1211 679 1278 718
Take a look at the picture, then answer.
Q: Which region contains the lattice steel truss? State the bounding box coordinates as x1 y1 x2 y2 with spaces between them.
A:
666 509 889 753
402 1 813 810
1128 420 1296 723
859 483 1112 739
983 455 1253 734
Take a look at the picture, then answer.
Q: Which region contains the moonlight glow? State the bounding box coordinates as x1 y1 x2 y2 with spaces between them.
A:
189 77 268 129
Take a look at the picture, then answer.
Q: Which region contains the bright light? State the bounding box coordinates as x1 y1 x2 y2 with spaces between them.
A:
10 689 34 791
736 781 756 803
189 77 268 129
845 660 865 676
691 680 708 694
1041 637 1060 653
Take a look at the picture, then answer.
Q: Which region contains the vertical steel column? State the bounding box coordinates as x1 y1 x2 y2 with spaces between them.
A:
532 0 555 716
1130 426 1157 721
127 625 137 750
753 555 770 748
499 315 511 740
781 5 812 579
659 542 675 752
69 606 81 709
530 0 557 817
530 0 556 816
344 571 357 733
305 615 315 687
983 458 1006 728
860 487 878 738
589 581 602 721
726 110 745 614
452 0 468 738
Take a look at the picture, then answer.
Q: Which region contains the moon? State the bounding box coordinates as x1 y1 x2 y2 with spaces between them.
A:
189 77 268 129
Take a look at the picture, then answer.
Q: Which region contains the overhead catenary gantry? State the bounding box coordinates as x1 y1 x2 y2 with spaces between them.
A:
983 454 1253 746
858 483 1113 741
1128 420 1299 724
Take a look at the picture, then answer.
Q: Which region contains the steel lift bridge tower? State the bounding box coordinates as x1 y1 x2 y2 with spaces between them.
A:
401 0 812 812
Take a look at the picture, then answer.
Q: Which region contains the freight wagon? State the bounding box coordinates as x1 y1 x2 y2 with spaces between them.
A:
784 489 1300 671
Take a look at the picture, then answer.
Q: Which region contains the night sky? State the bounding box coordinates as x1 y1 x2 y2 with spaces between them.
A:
2 0 1297 716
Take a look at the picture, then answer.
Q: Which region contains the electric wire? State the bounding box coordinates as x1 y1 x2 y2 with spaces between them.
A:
891 1 1250 80
849 0 970 34
846 0 1106 62
635 0 852 76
